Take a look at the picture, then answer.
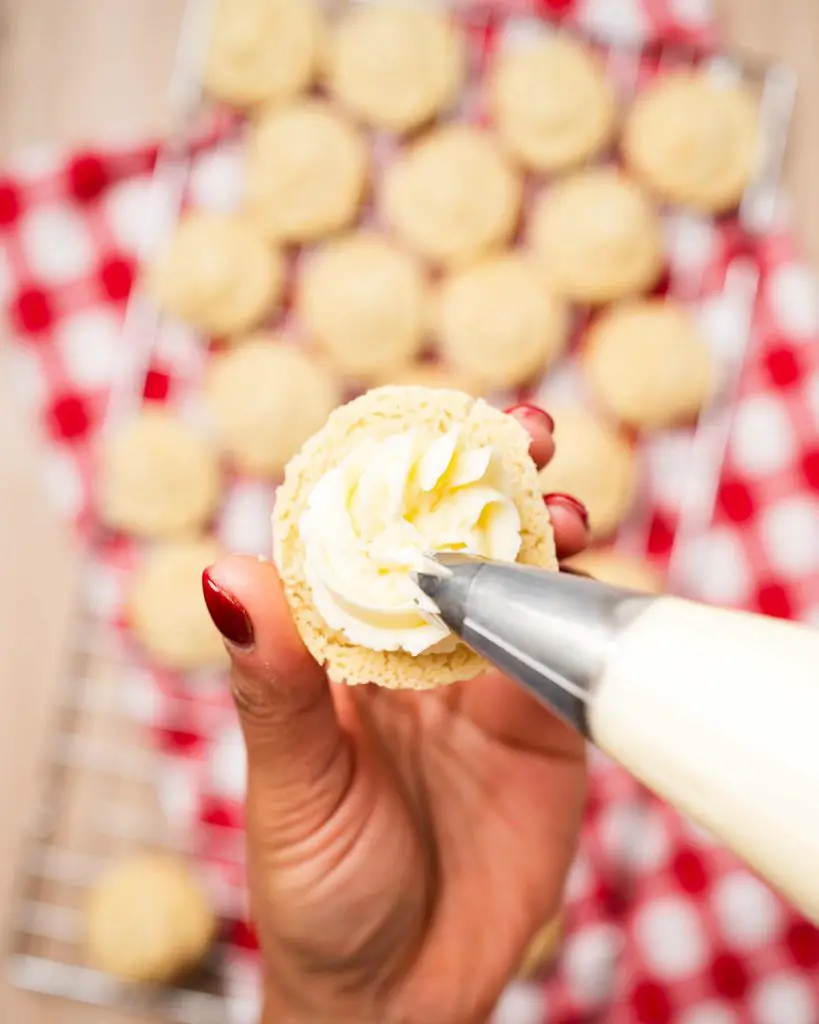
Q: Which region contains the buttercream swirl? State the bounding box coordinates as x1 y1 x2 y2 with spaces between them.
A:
299 426 521 655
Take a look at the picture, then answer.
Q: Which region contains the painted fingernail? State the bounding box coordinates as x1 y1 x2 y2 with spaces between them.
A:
202 569 255 648
505 403 555 433
543 492 590 529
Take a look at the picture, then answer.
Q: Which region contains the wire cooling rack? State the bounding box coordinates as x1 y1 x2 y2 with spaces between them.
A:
4 1 797 1022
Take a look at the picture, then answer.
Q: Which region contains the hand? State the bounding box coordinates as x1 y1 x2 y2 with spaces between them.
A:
202 405 590 1024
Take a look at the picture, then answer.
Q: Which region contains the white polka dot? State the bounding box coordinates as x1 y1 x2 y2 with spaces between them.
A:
760 496 819 577
43 450 84 519
751 973 817 1024
645 430 698 509
730 392 796 477
679 1002 740 1024
576 0 649 43
4 345 48 408
664 214 717 272
565 849 593 902
188 143 246 212
8 145 60 178
491 983 547 1024
159 761 199 833
635 897 707 978
21 204 95 284
55 308 122 389
120 668 161 722
106 176 178 256
0 243 12 298
218 481 276 555
563 923 621 1009
804 373 819 425
768 263 819 340
210 724 246 802
668 0 713 28
86 562 126 619
713 871 784 949
675 527 752 607
696 287 755 372
599 802 670 871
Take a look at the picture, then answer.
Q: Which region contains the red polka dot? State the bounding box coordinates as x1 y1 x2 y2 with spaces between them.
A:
717 479 755 523
595 879 628 918
647 513 675 556
537 0 576 15
99 255 135 301
800 449 819 491
631 980 672 1024
786 921 819 967
200 800 233 829
160 727 202 753
711 952 749 998
755 581 793 620
230 919 259 951
46 393 91 441
764 344 803 388
0 181 21 226
11 287 54 336
143 368 171 402
67 152 108 202
672 848 708 895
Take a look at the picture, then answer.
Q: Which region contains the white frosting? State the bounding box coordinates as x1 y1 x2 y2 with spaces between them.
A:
299 426 521 655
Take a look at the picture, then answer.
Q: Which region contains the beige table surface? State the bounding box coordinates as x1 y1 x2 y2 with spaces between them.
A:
0 1 817 1022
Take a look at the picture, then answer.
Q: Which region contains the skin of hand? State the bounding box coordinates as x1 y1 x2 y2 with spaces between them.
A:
202 405 590 1024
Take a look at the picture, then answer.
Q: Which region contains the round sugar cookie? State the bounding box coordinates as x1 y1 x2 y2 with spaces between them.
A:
273 385 556 689
517 913 563 979
203 0 322 109
623 71 760 213
565 549 664 594
204 335 340 477
530 168 664 305
489 35 617 173
326 4 465 133
245 99 368 243
537 405 636 540
583 299 713 431
381 124 522 268
435 253 568 388
381 362 483 396
85 854 216 984
149 212 283 337
297 232 427 381
128 538 227 672
100 409 221 539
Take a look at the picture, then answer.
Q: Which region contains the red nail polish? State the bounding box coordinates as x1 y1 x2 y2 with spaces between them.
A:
543 492 590 529
505 403 555 433
202 569 254 648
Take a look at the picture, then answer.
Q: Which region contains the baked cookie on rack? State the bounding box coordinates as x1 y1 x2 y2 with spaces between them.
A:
489 35 617 173
582 299 713 431
85 853 216 984
381 124 522 268
565 548 664 593
245 99 368 244
325 3 465 134
128 538 228 672
537 405 636 540
272 385 556 689
529 167 664 304
203 0 323 109
149 211 283 337
434 252 568 389
99 408 221 539
297 231 428 382
622 70 760 214
204 334 340 478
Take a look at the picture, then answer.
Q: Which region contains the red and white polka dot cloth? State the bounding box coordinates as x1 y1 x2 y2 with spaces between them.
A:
3 1 819 1022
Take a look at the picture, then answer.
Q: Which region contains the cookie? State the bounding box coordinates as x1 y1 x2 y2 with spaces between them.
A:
245 99 368 243
489 35 616 173
623 70 760 213
517 913 563 979
149 211 283 337
435 253 568 388
326 4 465 133
382 362 483 396
128 538 228 672
537 405 636 540
203 0 322 109
530 167 664 305
565 549 664 594
99 409 221 539
204 334 340 477
273 385 556 689
582 299 713 431
85 854 216 984
381 124 522 268
297 231 427 381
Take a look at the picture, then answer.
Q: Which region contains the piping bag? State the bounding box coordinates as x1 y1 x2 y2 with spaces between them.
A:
411 551 819 926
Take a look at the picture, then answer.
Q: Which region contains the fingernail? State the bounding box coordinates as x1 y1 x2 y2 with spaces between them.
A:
202 569 255 648
543 492 590 529
505 403 555 433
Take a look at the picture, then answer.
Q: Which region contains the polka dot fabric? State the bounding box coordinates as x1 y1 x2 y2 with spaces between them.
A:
2 3 819 1023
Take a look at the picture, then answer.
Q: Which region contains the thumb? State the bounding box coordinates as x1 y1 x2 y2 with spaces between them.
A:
202 555 352 847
